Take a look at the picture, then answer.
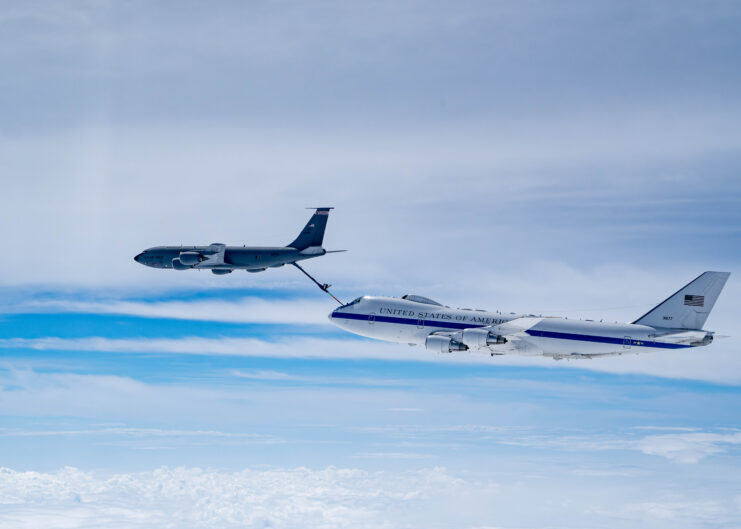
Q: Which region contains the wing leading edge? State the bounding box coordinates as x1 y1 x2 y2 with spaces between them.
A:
430 317 544 356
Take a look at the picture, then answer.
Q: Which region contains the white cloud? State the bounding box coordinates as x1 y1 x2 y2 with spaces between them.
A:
631 426 701 432
0 369 464 428
354 452 437 460
14 297 333 325
3 368 737 463
0 426 276 441
3 331 741 384
229 369 410 387
1 463 739 529
230 369 306 381
0 465 495 529
499 430 741 464
635 432 741 464
0 118 738 292
0 336 430 362
613 499 741 526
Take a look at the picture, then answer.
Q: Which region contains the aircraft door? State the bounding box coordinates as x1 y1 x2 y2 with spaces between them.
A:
417 318 424 329
623 336 631 349
368 312 375 325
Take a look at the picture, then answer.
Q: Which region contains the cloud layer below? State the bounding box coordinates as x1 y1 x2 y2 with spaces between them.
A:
0 466 495 529
1 462 739 529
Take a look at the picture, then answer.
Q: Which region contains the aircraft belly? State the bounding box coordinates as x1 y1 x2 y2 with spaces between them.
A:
224 249 298 269
524 320 663 356
162 250 180 267
340 319 425 344
532 336 624 356
347 322 397 342
374 321 415 342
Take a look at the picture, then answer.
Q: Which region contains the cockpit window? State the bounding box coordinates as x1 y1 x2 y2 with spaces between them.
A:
339 297 363 309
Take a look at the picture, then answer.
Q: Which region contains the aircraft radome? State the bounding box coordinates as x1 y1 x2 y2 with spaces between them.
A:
329 271 730 360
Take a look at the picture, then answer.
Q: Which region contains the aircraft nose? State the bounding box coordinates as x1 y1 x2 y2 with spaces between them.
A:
134 252 144 263
328 308 342 323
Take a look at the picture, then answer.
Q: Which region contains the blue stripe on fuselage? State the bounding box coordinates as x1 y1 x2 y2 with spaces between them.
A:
331 311 484 330
523 329 691 350
329 312 693 349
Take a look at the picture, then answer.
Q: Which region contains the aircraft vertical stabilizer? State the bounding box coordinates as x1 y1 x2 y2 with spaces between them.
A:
632 271 730 330
288 208 333 250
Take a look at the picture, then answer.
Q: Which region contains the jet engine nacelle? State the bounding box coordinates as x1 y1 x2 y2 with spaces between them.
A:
171 258 190 270
425 335 468 354
461 328 508 349
178 251 202 266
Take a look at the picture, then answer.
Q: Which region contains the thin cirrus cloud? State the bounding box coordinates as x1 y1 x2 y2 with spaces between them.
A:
0 426 277 441
3 334 741 384
2 410 739 464
634 431 741 464
497 430 741 464
14 297 333 325
1 0 739 291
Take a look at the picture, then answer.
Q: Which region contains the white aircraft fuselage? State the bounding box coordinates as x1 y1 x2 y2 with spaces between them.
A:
328 271 729 359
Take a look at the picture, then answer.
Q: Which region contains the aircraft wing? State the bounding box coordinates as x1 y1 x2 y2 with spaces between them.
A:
433 317 544 355
485 317 544 355
482 317 543 355
484 333 541 355
193 243 227 269
492 317 543 335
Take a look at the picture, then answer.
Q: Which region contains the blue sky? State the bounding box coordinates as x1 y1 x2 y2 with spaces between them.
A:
1 1 740 527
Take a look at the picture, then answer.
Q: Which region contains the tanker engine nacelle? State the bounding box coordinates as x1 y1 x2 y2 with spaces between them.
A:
178 251 202 266
460 328 508 349
425 335 468 354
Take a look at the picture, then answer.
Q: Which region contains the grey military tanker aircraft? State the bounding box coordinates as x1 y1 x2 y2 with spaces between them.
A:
134 208 344 281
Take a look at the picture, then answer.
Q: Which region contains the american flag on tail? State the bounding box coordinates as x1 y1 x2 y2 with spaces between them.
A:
684 294 705 307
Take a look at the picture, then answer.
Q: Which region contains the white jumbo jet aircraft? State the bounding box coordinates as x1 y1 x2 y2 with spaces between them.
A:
329 271 730 359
